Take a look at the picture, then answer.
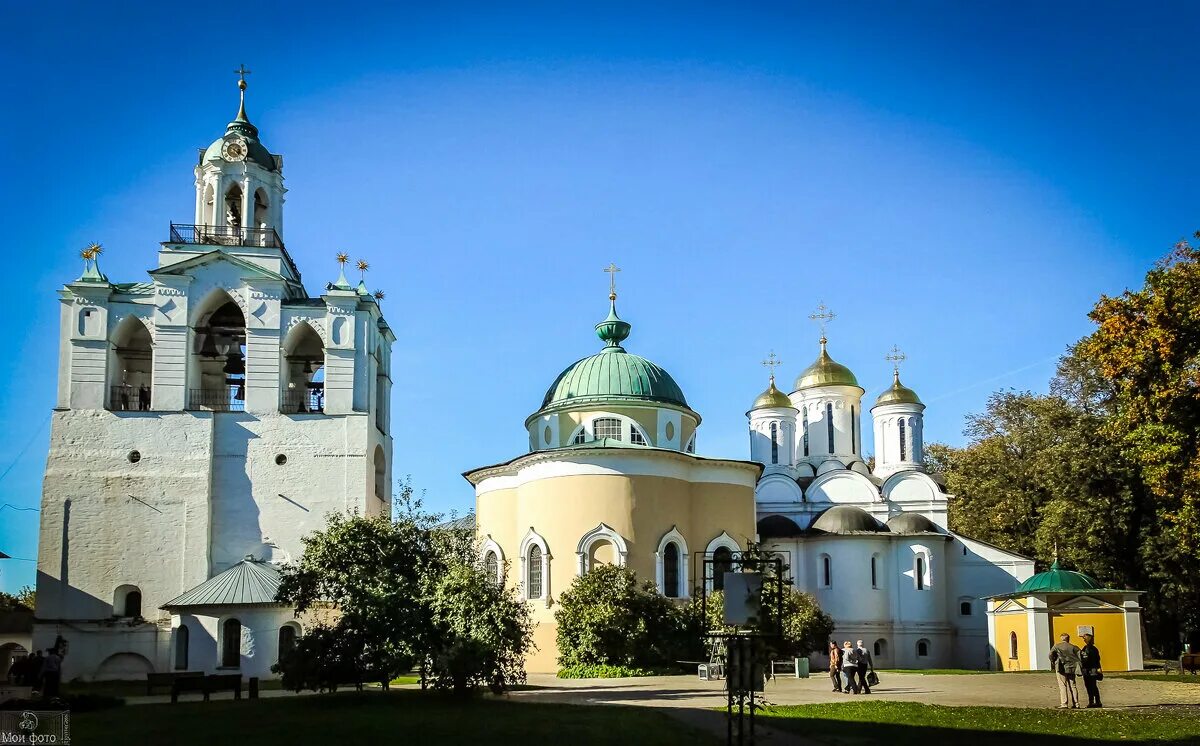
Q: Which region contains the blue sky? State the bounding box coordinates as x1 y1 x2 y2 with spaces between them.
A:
1 1 1197 592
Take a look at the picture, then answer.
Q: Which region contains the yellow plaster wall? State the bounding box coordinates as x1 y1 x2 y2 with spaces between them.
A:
1050 609 1129 671
991 612 1029 671
476 466 756 673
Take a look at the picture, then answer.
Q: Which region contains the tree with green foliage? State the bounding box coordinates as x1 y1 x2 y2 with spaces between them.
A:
275 479 534 694
555 564 702 672
0 586 34 611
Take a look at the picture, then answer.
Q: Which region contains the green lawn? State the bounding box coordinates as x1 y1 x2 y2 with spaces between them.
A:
875 668 1001 676
1111 673 1200 684
62 678 287 698
759 701 1200 744
73 690 717 746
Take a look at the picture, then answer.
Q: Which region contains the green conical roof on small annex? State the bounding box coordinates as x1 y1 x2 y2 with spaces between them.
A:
1016 561 1102 594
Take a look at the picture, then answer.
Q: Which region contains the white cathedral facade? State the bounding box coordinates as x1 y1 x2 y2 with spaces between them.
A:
34 78 395 681
748 338 1034 669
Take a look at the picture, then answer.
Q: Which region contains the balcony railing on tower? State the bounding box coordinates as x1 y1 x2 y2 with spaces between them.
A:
109 384 152 411
169 223 285 250
281 385 325 414
188 386 246 412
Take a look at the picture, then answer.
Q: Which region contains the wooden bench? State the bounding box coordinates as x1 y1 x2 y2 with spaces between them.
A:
170 673 242 703
147 671 203 696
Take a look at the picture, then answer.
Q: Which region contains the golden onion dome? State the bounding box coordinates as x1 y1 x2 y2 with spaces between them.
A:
874 370 923 407
750 376 795 411
793 338 860 391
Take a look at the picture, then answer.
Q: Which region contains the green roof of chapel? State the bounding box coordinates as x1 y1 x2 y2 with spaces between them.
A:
1015 561 1102 594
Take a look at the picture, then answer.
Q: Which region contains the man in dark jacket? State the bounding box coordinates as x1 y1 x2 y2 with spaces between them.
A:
855 640 874 694
1079 634 1103 708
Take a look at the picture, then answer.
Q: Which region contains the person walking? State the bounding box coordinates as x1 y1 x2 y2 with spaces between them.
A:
855 640 874 694
1048 633 1082 708
27 651 44 692
828 641 843 692
841 641 860 694
1080 634 1103 708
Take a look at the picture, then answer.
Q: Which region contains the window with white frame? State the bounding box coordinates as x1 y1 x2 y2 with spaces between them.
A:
527 544 544 599
593 418 622 440
685 434 696 453
712 546 733 591
662 542 681 598
630 424 647 445
573 429 588 444
657 527 689 598
485 551 500 585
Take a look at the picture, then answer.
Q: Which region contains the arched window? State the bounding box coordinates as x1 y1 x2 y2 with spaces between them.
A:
663 543 680 598
899 419 908 461
174 625 189 670
870 555 878 589
1009 631 1019 660
189 292 247 412
770 422 779 464
916 555 927 590
224 184 244 228
712 547 733 591
484 551 499 585
826 403 835 452
851 406 857 455
959 599 973 616
802 407 810 456
109 317 153 411
873 638 888 658
820 554 832 588
685 434 696 453
576 523 628 575
278 624 298 662
374 345 387 432
527 545 543 599
281 321 324 413
373 445 388 509
221 618 241 668
573 429 588 445
917 639 930 658
630 424 647 446
253 187 270 232
124 590 142 618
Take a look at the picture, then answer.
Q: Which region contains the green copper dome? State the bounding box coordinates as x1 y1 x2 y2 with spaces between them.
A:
874 371 923 407
538 297 689 412
750 377 794 411
202 79 279 173
1016 561 1101 594
794 339 860 391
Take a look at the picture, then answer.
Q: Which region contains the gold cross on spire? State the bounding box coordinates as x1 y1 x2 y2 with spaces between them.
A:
761 350 782 383
809 302 836 343
885 344 907 373
603 262 621 300
234 64 252 87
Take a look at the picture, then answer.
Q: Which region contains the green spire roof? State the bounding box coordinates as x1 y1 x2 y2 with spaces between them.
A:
1016 561 1101 594
536 295 690 414
201 75 279 173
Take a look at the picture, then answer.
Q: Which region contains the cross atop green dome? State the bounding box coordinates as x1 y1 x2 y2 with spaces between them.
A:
533 294 691 417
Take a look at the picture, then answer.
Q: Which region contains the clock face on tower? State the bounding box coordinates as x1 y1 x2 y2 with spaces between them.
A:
221 137 248 162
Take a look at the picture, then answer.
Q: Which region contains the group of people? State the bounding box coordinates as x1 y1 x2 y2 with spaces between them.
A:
827 639 876 694
1048 632 1104 708
5 645 66 699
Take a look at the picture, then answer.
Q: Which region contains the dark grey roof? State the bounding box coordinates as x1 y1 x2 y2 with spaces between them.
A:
887 512 941 534
161 559 283 609
810 505 887 535
437 513 475 532
757 515 803 539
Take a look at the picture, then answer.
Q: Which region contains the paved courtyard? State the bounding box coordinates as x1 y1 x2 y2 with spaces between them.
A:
511 671 1200 710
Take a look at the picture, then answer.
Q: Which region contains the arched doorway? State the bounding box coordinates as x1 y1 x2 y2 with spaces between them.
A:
281 323 324 413
190 292 246 411
110 317 153 411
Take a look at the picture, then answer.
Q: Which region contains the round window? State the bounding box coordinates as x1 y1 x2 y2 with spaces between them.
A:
275 454 288 466
543 425 552 444
665 422 675 441
127 450 141 464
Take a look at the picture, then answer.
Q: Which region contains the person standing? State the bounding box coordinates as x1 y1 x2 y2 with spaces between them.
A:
828 641 843 692
1048 633 1082 708
855 640 874 694
41 647 62 699
841 641 860 694
1080 634 1103 708
27 651 44 692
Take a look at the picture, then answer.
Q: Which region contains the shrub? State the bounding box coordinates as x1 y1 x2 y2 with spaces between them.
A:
557 664 670 678
692 581 833 658
554 564 703 671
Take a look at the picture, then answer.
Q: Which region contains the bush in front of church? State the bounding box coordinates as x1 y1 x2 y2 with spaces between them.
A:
554 564 702 675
